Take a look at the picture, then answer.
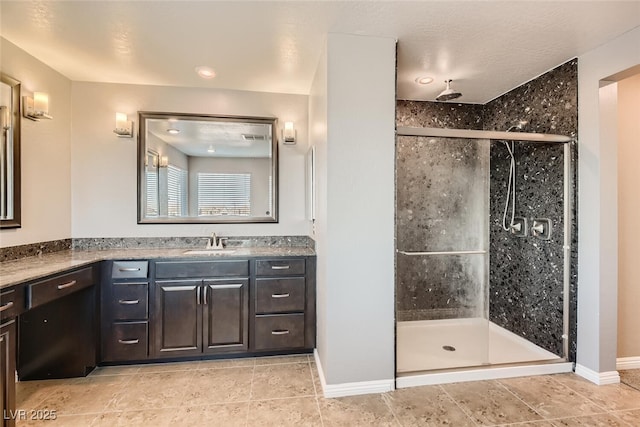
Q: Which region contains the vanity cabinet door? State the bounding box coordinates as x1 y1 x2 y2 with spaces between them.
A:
152 280 202 358
202 280 248 354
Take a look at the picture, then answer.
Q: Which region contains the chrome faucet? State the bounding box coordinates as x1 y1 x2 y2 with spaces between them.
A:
206 232 226 249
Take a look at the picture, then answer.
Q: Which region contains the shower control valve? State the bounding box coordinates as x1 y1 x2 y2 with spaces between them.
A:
510 217 527 238
531 218 552 240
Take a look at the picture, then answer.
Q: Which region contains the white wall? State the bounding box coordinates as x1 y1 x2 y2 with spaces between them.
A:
0 38 72 247
71 82 309 238
577 25 640 379
312 33 396 389
617 72 640 358
308 41 328 373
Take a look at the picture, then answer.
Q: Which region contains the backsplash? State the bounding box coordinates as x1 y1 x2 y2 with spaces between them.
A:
1 236 315 262
71 236 314 250
0 239 72 262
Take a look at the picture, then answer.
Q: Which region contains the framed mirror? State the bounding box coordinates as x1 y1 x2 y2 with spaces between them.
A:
0 73 21 229
138 112 278 224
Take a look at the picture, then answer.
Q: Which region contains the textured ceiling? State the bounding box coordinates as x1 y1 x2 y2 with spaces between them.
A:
1 1 639 103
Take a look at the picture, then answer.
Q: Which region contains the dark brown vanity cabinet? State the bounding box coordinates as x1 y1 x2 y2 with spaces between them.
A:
252 258 316 351
151 260 249 358
1 284 23 427
1 319 16 427
101 261 150 362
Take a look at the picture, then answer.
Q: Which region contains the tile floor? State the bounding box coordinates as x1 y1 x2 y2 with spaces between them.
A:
13 356 640 426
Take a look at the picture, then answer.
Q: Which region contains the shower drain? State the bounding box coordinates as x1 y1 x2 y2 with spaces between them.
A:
442 345 456 352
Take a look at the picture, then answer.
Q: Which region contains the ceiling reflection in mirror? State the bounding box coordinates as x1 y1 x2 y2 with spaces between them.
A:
138 112 278 224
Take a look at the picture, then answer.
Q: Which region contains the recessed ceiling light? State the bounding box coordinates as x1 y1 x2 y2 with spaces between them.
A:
167 128 180 134
207 145 215 153
195 66 216 79
415 76 434 85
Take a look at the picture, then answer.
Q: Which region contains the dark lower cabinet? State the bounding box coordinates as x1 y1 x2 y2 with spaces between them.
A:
101 261 150 363
203 281 248 353
19 286 96 380
153 281 202 357
152 279 249 358
1 319 16 427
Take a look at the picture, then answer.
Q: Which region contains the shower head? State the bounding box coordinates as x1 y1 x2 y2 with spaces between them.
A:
435 80 462 102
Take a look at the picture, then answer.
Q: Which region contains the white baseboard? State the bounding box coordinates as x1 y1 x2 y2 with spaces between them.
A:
617 356 640 370
575 364 620 385
313 350 395 398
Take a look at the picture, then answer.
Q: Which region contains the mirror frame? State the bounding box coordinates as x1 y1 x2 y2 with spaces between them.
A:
0 73 21 229
137 111 279 224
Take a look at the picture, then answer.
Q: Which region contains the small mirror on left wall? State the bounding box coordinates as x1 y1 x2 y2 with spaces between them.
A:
0 73 21 229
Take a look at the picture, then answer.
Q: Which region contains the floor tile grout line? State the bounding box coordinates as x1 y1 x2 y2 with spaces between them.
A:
307 360 325 427
488 409 635 427
380 391 404 427
245 361 255 427
546 375 611 413
438 384 483 427
495 379 551 421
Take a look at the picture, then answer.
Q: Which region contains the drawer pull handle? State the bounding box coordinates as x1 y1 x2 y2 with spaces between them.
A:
0 319 16 329
57 280 77 290
271 293 290 299
118 339 139 345
119 267 141 272
271 330 290 335
271 265 290 270
118 299 140 305
0 302 14 312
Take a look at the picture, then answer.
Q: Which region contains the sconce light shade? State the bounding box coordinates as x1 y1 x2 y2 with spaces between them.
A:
114 112 134 138
159 156 169 168
23 92 53 121
282 121 296 145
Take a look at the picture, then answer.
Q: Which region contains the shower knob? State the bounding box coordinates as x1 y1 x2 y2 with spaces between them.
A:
531 218 552 240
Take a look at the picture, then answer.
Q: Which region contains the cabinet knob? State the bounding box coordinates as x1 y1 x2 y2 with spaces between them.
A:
271 330 290 335
118 339 140 345
118 299 140 305
271 265 290 270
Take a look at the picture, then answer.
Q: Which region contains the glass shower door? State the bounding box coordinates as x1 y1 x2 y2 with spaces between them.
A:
396 136 490 373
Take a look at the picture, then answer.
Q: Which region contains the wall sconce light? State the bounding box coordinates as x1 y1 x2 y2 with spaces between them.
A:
114 112 134 138
159 156 169 168
282 121 296 145
23 92 53 121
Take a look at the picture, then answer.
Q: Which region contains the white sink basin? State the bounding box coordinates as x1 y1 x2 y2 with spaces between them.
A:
183 249 236 255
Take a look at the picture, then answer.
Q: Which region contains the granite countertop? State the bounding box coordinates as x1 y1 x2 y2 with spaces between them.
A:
0 246 315 290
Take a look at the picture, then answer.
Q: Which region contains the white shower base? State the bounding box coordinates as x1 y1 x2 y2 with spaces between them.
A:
396 318 573 387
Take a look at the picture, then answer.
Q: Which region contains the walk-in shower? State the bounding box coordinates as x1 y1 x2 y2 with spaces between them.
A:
395 126 574 387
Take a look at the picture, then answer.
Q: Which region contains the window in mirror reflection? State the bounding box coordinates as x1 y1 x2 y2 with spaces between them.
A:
138 112 277 224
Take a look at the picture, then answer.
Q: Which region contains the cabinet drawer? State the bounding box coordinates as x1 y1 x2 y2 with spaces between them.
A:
0 286 25 320
103 321 148 362
256 259 305 276
29 267 94 309
254 314 305 350
155 260 249 279
112 261 148 279
111 283 148 320
255 278 305 314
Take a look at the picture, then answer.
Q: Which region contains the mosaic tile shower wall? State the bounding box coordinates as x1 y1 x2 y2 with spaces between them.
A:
395 59 578 359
